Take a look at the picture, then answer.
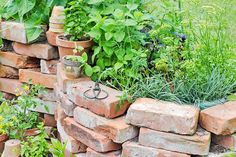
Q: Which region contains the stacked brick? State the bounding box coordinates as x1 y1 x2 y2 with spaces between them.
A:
0 22 58 127
200 101 236 151
55 64 139 156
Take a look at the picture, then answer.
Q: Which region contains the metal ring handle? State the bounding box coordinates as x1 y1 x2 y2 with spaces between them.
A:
83 88 109 100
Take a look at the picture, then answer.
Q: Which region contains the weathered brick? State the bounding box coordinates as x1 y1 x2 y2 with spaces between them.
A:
44 114 56 127
53 84 75 117
38 89 57 102
0 65 18 78
0 21 27 43
55 105 67 123
19 69 56 89
40 59 58 75
0 21 46 43
139 127 211 155
28 98 57 115
0 51 39 69
68 80 130 119
13 42 58 60
212 134 236 150
60 93 76 117
57 120 87 154
126 98 199 135
200 101 236 135
121 141 190 157
74 107 138 143
86 148 121 157
0 78 22 95
63 117 121 152
57 63 90 93
2 92 16 100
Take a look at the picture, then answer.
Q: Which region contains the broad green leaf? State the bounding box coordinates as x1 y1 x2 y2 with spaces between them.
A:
114 31 125 42
115 49 125 61
114 62 123 71
126 3 138 11
96 58 105 70
88 0 104 4
25 25 43 43
17 0 36 22
103 46 113 56
113 9 124 19
124 19 137 26
92 46 101 63
84 64 93 76
88 29 101 39
92 66 101 73
81 53 88 62
105 32 113 41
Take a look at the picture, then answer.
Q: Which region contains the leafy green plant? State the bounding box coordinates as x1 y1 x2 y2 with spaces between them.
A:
21 123 49 157
49 138 67 157
64 0 93 41
0 82 46 139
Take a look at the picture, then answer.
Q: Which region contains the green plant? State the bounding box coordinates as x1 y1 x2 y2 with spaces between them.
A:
21 123 49 157
64 0 93 41
0 101 16 135
0 82 46 138
49 138 67 157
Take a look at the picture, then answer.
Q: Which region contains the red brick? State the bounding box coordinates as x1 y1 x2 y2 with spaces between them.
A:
212 134 236 150
55 105 67 123
122 141 190 157
44 114 56 127
200 101 236 135
63 117 121 152
0 78 23 95
0 21 46 43
74 107 138 143
0 51 39 69
38 89 57 102
40 59 58 75
0 65 18 78
28 98 57 115
57 120 87 154
86 148 121 157
126 98 199 135
2 92 16 100
19 69 56 89
68 80 130 119
57 63 90 93
13 42 58 60
0 21 27 43
139 127 211 155
60 93 76 117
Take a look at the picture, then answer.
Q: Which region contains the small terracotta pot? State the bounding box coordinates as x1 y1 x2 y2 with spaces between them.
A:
62 55 83 79
46 31 63 46
51 6 65 17
0 134 8 153
49 16 65 24
56 35 94 59
49 23 64 29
